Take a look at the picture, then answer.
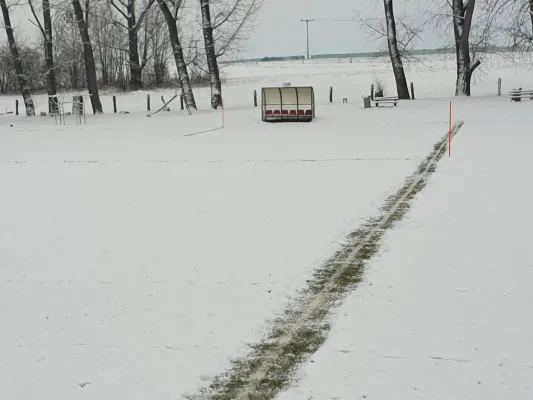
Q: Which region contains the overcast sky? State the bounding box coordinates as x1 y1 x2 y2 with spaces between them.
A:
242 0 442 58
1 0 443 58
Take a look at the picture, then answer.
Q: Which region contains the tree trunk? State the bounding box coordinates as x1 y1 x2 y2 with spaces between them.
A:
200 0 223 108
530 0 533 35
72 0 103 113
452 0 480 96
43 0 58 113
0 0 35 116
384 0 410 99
156 0 196 110
127 0 142 90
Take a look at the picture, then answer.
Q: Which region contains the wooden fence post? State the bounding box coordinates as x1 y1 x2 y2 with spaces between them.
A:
180 95 184 110
410 82 415 100
16 99 19 116
147 94 150 111
113 96 117 113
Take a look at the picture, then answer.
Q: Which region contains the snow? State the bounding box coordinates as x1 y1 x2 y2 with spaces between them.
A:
276 100 533 399
1 53 533 399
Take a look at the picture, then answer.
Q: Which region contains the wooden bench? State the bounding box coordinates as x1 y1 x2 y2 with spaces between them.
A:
509 88 533 102
373 96 398 107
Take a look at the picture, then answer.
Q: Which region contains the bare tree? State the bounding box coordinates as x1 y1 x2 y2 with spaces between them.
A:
28 0 58 113
530 0 533 32
425 0 514 95
384 0 410 99
144 6 170 85
136 0 153 83
451 0 480 96
209 0 263 59
71 0 103 113
90 4 129 88
194 0 262 108
0 42 24 93
0 45 14 93
496 0 533 47
0 39 44 92
156 0 196 109
0 0 35 115
426 0 482 95
0 0 260 99
357 9 425 62
107 0 155 89
515 0 533 36
54 11 86 90
199 0 222 108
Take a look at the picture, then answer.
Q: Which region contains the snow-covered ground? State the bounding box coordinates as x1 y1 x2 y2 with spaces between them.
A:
278 98 533 400
1 53 533 114
1 54 532 399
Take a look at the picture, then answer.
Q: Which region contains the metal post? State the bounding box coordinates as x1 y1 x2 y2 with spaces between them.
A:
306 21 310 60
300 19 314 60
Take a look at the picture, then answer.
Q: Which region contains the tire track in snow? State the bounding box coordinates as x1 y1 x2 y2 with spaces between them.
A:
187 121 465 400
0 157 413 165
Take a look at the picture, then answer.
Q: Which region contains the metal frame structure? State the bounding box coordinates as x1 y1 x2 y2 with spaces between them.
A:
261 86 315 122
50 95 87 125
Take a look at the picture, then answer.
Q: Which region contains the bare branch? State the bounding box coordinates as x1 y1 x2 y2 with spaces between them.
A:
108 0 129 20
27 0 45 37
112 19 129 30
133 0 156 34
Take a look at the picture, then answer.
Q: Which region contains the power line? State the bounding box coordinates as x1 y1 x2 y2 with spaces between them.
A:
312 17 358 22
300 19 314 59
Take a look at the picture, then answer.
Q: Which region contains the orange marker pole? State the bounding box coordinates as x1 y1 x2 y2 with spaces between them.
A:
448 101 452 157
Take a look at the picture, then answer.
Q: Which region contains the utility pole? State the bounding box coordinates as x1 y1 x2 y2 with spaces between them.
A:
300 18 314 60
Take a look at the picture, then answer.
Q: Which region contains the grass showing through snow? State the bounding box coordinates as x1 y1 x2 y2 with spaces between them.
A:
187 122 464 400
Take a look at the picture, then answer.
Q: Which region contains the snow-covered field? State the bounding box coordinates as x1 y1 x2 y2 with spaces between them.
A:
1 54 533 399
278 99 533 399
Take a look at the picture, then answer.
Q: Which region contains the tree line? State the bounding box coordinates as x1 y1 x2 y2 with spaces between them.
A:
2 0 533 116
0 0 262 115
363 0 533 99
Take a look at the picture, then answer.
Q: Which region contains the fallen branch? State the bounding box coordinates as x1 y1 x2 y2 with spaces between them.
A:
146 94 178 117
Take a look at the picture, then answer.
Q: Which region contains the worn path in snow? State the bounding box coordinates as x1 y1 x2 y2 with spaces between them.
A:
190 122 464 400
276 99 533 400
1 102 443 400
